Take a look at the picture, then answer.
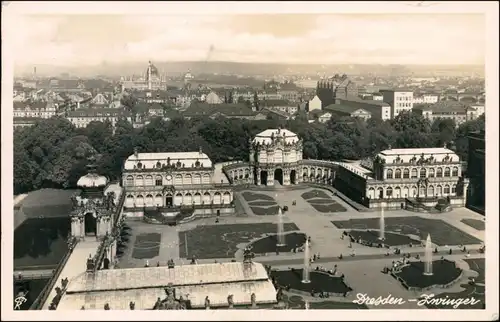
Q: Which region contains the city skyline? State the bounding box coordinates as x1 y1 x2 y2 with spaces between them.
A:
8 13 485 68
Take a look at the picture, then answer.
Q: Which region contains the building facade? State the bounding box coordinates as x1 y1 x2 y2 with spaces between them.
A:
121 149 233 211
380 89 414 118
316 74 359 108
412 102 474 126
335 148 469 209
224 129 338 188
335 98 391 121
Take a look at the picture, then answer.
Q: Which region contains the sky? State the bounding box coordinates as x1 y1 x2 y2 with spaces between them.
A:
7 13 485 67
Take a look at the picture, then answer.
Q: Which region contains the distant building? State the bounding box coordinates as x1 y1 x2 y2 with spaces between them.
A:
335 98 391 121
413 93 439 105
324 104 371 121
379 89 414 118
308 110 332 123
13 101 57 119
316 74 358 108
412 101 475 126
121 61 167 91
308 95 322 112
204 91 223 104
183 102 266 120
260 99 298 115
66 108 132 129
466 130 485 213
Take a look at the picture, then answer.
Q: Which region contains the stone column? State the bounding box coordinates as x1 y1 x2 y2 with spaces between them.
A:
267 168 274 186
79 217 85 240
96 217 101 238
283 169 290 186
256 168 261 185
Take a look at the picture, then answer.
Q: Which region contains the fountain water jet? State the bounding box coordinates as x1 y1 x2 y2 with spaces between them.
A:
276 208 286 247
423 234 433 276
378 208 385 240
302 237 311 283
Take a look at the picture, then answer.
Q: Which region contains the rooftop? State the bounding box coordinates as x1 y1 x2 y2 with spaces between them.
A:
377 147 460 164
324 103 371 115
253 128 299 145
124 151 213 170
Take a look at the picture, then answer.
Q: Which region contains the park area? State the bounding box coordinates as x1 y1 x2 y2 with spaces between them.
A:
301 189 347 213
242 191 280 216
332 216 482 246
14 189 77 270
178 222 300 259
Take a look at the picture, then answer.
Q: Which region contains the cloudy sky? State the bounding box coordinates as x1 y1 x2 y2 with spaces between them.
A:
7 12 485 66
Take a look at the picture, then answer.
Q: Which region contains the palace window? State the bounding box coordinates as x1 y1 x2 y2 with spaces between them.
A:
125 175 134 186
436 168 443 177
386 187 393 197
428 168 435 178
411 169 418 178
444 185 450 194
395 169 401 179
452 167 459 176
420 168 426 178
386 169 393 179
155 175 163 186
451 185 456 194
403 168 410 179
444 167 451 177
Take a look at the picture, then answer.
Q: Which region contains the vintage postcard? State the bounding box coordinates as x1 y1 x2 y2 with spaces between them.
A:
1 1 498 321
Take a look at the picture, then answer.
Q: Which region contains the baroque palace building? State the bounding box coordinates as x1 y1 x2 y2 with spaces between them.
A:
122 148 234 216
222 129 469 210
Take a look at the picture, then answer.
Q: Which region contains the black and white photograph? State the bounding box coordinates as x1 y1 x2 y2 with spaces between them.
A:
1 1 498 320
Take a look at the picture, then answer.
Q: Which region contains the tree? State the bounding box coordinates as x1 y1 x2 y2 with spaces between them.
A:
253 92 260 110
431 118 456 147
228 91 234 104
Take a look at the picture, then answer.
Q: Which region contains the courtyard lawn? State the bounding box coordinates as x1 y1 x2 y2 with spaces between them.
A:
301 190 331 200
131 233 162 259
309 202 347 213
423 258 485 309
242 192 275 202
250 205 281 216
460 219 485 231
332 216 482 246
178 223 299 259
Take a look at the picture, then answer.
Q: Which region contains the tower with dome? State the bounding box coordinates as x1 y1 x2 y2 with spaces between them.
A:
249 128 303 186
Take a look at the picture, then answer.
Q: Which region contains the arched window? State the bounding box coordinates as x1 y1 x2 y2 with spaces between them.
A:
155 175 163 186
428 168 435 178
444 167 451 177
436 185 442 196
125 175 134 186
444 185 450 194
420 168 426 178
395 169 402 179
386 187 393 198
387 169 393 179
403 168 410 179
451 184 457 194
411 168 418 178
452 167 459 176
436 168 443 177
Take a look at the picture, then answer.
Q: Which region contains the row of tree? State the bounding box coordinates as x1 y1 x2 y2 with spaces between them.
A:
14 111 484 194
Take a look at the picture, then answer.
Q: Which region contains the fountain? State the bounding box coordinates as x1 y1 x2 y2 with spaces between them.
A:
276 208 286 247
423 234 433 276
378 208 385 240
302 237 311 283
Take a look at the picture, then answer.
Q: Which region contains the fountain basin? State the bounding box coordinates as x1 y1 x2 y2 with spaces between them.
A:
249 232 306 254
347 230 420 247
271 269 351 295
391 259 463 291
